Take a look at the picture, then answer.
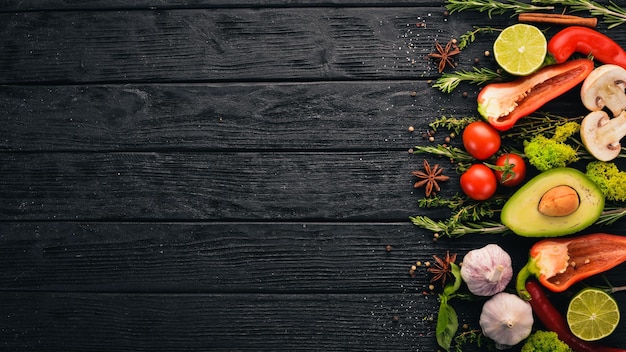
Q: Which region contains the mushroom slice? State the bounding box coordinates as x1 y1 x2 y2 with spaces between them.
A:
581 64 626 117
580 110 626 161
580 64 626 161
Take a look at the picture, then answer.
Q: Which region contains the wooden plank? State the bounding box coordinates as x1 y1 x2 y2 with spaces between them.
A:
0 222 539 292
0 291 447 351
0 0 616 11
0 8 507 83
2 291 626 351
0 151 460 221
0 82 475 152
0 1 446 11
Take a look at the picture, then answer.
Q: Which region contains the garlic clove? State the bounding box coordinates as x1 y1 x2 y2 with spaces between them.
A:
461 244 513 296
479 292 534 349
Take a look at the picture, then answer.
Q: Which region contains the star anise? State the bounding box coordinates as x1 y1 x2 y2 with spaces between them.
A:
427 40 461 73
428 251 458 287
412 159 450 197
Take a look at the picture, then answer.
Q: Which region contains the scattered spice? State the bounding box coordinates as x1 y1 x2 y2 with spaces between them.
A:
412 159 450 197
428 40 461 73
428 250 458 287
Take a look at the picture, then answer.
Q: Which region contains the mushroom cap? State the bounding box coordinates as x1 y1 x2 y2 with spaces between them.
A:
581 64 626 117
580 110 622 161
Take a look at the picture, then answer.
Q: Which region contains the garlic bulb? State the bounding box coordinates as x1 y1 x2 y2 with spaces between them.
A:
460 244 513 296
479 292 533 349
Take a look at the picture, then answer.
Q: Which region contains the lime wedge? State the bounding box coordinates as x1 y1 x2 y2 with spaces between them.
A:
493 24 547 76
567 288 620 341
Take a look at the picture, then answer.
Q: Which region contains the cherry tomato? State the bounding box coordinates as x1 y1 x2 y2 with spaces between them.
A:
462 121 501 160
495 153 526 187
460 164 497 200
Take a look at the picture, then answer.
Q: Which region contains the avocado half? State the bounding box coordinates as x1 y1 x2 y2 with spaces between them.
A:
501 167 604 237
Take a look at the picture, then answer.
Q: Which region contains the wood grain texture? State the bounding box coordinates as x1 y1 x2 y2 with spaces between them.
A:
1 2 625 352
0 8 507 84
0 291 447 352
0 222 540 292
0 151 461 221
0 82 474 152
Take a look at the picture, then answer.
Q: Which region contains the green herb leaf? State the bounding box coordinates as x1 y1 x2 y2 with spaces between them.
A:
436 296 459 351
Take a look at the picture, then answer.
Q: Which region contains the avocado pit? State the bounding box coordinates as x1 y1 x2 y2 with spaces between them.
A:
537 185 580 217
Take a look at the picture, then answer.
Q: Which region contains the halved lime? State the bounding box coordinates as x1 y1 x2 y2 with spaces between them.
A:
567 288 620 341
493 24 547 76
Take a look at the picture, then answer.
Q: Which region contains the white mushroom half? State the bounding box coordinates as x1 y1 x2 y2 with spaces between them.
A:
580 64 626 161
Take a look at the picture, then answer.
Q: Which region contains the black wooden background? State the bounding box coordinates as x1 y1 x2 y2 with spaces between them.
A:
0 1 624 351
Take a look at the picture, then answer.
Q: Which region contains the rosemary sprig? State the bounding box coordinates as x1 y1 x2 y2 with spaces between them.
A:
445 0 554 18
432 67 502 94
412 144 475 163
532 0 626 29
457 26 499 50
411 206 625 238
596 206 626 225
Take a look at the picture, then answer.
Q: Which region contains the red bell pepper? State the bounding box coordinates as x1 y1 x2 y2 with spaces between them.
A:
477 59 594 131
517 233 626 299
548 26 626 70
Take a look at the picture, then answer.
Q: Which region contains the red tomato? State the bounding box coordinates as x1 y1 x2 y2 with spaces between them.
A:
460 164 497 200
462 121 501 160
495 153 526 187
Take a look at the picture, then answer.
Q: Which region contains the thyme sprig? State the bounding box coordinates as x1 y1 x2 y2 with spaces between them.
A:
432 67 503 93
410 216 509 237
428 115 477 135
532 0 626 29
445 0 554 18
457 26 499 50
501 112 584 140
419 194 508 222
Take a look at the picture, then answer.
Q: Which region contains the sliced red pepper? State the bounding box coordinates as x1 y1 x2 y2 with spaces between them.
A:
517 233 626 299
548 26 626 69
477 59 594 131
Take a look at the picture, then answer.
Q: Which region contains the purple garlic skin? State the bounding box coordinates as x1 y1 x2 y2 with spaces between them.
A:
461 244 513 296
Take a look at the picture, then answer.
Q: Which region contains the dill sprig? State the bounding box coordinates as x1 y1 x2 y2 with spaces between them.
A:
532 0 626 29
432 67 503 94
458 26 499 50
445 0 554 18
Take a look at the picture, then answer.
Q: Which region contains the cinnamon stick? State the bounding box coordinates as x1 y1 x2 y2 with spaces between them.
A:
518 13 597 28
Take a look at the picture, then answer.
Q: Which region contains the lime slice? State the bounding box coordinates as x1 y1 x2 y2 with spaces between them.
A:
493 24 547 76
567 288 620 341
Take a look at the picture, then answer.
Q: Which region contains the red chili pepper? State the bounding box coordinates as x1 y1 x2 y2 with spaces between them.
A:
517 233 626 298
477 59 594 131
548 26 626 69
525 280 626 352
